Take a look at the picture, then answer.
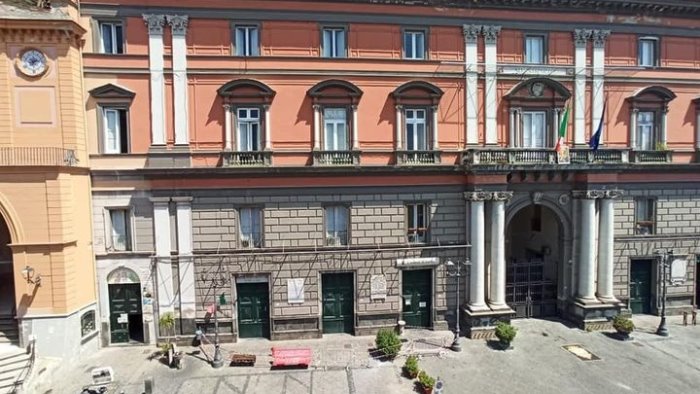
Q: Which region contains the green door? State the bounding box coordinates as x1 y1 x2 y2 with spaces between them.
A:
322 273 354 334
108 283 142 344
630 260 653 314
402 269 432 328
237 282 270 338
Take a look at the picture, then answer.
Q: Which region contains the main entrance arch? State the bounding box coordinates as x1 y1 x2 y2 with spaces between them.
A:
107 267 144 344
0 212 18 344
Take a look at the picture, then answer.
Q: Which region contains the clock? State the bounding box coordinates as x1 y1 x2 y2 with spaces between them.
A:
18 49 48 77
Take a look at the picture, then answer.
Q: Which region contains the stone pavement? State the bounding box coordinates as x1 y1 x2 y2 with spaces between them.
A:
28 316 700 394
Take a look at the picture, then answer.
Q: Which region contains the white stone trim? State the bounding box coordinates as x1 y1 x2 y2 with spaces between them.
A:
168 15 190 146
483 25 500 145
174 197 195 319
573 29 591 147
144 15 166 146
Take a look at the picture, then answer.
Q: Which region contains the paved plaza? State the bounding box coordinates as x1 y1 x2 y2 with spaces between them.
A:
28 315 700 394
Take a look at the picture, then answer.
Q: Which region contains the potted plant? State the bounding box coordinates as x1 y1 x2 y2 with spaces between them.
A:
403 355 419 379
494 321 517 350
375 328 402 360
417 371 436 394
158 312 183 368
612 315 635 340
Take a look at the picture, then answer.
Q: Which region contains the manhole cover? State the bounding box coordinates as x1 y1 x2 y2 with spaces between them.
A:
562 344 600 361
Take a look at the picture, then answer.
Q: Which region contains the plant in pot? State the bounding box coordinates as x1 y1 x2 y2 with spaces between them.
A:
375 328 402 360
494 321 517 350
417 370 436 394
403 355 419 379
612 315 635 340
158 312 183 368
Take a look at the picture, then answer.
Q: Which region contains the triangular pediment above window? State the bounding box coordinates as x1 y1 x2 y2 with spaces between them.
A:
89 83 136 100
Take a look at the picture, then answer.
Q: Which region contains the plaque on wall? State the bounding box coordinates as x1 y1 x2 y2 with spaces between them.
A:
670 258 687 284
370 275 387 300
287 278 305 304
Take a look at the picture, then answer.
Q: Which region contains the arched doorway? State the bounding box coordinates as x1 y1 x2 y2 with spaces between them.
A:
505 204 564 318
0 214 18 344
107 267 144 344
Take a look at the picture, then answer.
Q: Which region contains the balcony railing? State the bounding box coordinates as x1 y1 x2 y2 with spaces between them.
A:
396 150 441 165
569 149 629 164
464 148 672 165
221 150 272 167
313 150 360 166
630 150 672 163
0 147 78 166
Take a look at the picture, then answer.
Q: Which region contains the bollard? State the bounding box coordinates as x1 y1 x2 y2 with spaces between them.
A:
434 378 444 394
693 310 697 326
144 377 154 394
683 312 688 326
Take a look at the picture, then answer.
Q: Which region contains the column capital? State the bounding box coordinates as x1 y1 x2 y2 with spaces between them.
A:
143 14 166 35
591 29 610 48
351 104 358 111
492 191 513 201
573 28 592 46
463 24 481 44
262 104 271 111
223 103 231 111
149 196 171 204
312 104 321 111
572 190 606 199
482 25 501 44
172 196 194 204
604 190 624 199
464 191 493 201
166 15 189 36
395 104 403 110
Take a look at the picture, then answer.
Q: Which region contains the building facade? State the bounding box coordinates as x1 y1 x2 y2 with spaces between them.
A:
81 0 699 344
0 0 98 358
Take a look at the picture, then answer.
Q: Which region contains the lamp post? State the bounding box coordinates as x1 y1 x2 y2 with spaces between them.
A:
200 271 229 368
653 248 672 337
446 259 469 352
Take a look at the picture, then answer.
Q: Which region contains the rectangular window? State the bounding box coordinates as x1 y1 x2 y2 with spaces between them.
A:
634 198 655 235
237 108 261 151
638 37 658 67
406 203 428 243
108 209 131 252
323 108 348 151
324 206 348 246
102 107 129 154
405 108 428 151
239 207 262 248
234 25 260 56
403 30 425 60
521 111 547 148
637 111 656 150
99 22 124 54
524 35 545 64
322 27 346 58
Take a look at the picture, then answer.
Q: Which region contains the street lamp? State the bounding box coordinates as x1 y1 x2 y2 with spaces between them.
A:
445 259 469 352
200 272 229 368
653 248 673 337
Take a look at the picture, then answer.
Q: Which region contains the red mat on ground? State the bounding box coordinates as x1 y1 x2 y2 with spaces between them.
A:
271 347 312 367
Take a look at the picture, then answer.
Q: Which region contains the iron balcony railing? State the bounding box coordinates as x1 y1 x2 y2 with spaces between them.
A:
396 150 441 165
0 147 78 166
313 150 360 166
463 148 673 165
221 150 272 167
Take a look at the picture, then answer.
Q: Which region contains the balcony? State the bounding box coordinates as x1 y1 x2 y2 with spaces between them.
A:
221 150 272 167
313 150 360 166
463 148 673 166
630 150 673 163
0 147 78 167
396 150 441 165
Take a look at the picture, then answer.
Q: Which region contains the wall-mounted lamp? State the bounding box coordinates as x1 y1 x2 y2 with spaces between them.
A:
21 265 41 286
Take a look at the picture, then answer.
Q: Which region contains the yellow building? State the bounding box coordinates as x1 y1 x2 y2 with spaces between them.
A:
0 0 98 358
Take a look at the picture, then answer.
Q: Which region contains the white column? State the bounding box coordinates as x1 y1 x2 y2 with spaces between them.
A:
463 25 481 146
489 193 511 309
313 104 321 150
576 192 599 303
660 106 668 146
173 197 195 319
223 104 232 150
395 105 403 150
596 194 618 303
573 29 591 147
351 105 359 150
264 105 271 150
151 197 174 313
515 109 521 147
629 108 638 149
167 15 189 146
552 109 560 147
509 108 516 148
466 192 489 311
695 105 700 150
483 25 500 145
591 30 609 146
144 15 166 146
431 106 439 150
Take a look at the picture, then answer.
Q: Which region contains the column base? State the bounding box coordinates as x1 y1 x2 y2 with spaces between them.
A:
462 307 515 339
487 302 513 312
575 296 601 306
466 303 491 313
597 295 622 305
563 299 624 331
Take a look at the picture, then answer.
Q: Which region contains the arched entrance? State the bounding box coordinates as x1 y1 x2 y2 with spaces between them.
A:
0 213 18 344
505 204 565 318
107 267 144 344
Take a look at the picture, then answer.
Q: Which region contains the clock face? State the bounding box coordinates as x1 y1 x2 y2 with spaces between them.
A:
19 49 47 77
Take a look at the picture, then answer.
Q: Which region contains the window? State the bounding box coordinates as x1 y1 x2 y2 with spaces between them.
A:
322 27 346 58
102 107 129 154
237 108 261 151
234 25 260 56
636 111 657 150
323 108 348 151
406 203 428 243
99 22 124 54
405 109 428 151
403 30 425 60
635 198 655 235
324 206 348 246
81 310 96 338
524 35 545 64
638 37 658 67
522 111 547 148
107 209 131 252
239 208 262 248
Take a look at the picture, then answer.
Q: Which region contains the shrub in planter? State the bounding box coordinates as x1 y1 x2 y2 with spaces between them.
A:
418 371 436 394
403 355 419 379
375 328 402 359
494 321 517 349
612 315 634 339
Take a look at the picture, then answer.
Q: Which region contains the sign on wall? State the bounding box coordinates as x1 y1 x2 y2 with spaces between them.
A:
370 275 387 300
670 258 688 284
396 257 439 267
287 278 305 304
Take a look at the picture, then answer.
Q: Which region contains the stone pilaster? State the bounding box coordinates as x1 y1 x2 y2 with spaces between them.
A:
463 24 481 146
143 14 166 146
482 25 501 145
465 191 491 311
150 197 174 314
489 191 513 310
597 190 622 303
572 190 604 304
167 15 190 147
573 29 591 146
591 30 609 146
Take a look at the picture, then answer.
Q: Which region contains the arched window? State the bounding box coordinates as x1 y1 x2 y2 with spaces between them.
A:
391 81 443 164
81 310 97 338
504 78 571 148
626 86 676 151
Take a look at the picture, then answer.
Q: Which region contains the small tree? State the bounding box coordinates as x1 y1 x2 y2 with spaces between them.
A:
375 328 402 359
418 371 436 392
403 355 419 378
494 321 517 347
612 315 635 334
159 312 176 345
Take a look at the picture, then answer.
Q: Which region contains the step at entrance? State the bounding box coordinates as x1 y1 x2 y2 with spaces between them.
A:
0 348 31 394
0 316 18 346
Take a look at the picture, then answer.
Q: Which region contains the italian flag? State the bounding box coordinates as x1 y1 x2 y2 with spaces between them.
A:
555 106 570 153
